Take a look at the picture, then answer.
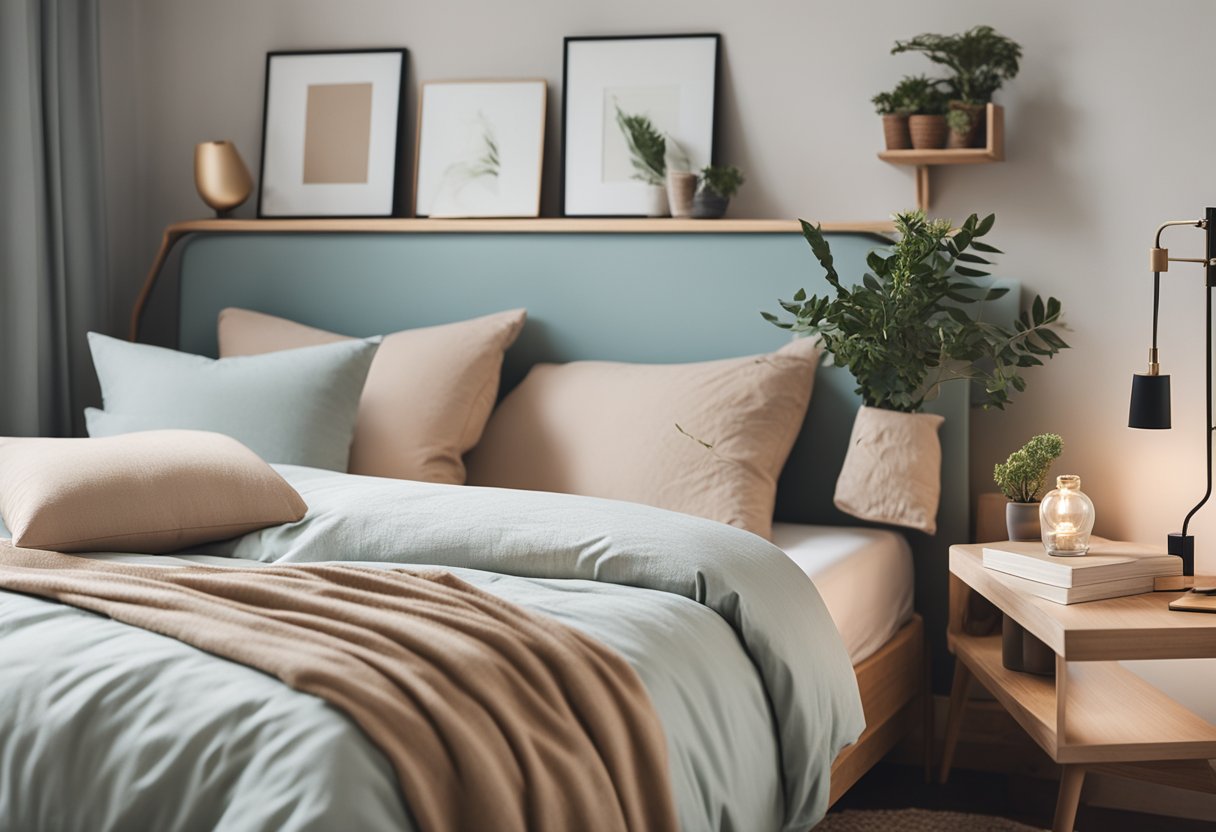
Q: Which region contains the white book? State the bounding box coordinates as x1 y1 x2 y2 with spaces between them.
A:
981 540 1182 588
988 569 1155 604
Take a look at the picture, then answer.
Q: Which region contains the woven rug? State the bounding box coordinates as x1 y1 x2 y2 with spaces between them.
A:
816 808 1045 831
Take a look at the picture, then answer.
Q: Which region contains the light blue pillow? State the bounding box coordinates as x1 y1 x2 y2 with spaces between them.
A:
86 332 379 472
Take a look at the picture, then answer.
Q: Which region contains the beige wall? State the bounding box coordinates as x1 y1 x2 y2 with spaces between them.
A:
101 0 1216 572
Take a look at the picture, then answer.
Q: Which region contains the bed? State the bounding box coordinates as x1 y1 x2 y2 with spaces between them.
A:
0 221 978 830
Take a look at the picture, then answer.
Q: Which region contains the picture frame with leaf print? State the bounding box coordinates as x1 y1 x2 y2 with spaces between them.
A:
413 79 547 218
561 34 719 217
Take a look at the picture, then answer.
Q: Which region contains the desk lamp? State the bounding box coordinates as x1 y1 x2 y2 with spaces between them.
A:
1128 207 1216 578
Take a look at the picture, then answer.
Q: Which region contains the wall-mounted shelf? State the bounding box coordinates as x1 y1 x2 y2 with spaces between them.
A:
131 217 896 340
878 104 1004 214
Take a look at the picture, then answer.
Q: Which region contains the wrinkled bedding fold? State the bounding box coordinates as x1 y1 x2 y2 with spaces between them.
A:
0 544 677 832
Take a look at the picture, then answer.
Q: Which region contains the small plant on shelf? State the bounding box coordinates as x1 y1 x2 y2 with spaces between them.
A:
892 75 948 150
873 75 947 150
892 25 1022 146
692 164 744 219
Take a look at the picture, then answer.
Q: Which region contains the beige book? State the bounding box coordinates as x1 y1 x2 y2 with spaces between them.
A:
990 568 1154 604
982 540 1182 588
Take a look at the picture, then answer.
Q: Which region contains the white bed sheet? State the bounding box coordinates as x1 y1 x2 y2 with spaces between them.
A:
771 523 914 665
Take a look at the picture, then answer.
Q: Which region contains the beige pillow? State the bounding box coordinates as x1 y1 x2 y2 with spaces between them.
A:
219 307 526 484
465 338 821 539
0 430 307 553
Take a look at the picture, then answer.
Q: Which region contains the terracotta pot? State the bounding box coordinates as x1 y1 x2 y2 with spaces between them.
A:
948 101 986 148
1005 501 1041 541
690 191 729 219
665 171 697 218
908 115 947 150
881 114 911 150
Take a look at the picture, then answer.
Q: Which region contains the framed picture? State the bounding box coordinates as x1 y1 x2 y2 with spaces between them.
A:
561 34 719 217
414 80 546 218
258 48 408 218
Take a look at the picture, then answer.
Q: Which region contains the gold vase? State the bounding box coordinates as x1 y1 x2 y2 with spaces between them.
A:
194 140 252 217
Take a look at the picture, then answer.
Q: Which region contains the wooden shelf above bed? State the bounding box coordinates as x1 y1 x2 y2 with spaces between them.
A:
160 217 897 235
878 103 1004 214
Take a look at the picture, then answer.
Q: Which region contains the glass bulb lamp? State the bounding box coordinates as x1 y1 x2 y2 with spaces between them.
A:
1040 475 1095 556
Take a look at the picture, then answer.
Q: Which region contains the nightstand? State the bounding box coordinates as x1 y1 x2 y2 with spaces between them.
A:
941 543 1216 832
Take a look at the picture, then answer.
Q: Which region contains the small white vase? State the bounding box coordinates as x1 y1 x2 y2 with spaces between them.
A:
645 184 669 218
833 406 945 534
665 172 697 218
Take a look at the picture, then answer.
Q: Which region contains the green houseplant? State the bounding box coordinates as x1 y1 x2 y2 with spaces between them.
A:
614 105 668 216
892 25 1022 147
895 75 949 150
994 433 1064 540
763 210 1069 533
872 74 943 150
691 165 744 219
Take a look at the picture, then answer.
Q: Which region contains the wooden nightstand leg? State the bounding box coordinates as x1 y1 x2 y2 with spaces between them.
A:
938 659 972 784
1052 765 1086 832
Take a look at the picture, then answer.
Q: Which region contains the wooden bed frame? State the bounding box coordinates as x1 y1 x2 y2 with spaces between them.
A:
143 218 967 808
829 614 929 806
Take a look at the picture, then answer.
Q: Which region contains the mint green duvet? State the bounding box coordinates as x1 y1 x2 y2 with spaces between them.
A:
0 465 863 832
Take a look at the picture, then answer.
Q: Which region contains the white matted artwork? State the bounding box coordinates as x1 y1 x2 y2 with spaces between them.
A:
562 35 718 216
414 80 546 218
258 49 408 218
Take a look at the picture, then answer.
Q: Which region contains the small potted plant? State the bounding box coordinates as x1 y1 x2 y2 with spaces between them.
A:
993 434 1064 540
872 87 912 150
765 211 1069 534
614 105 668 216
892 25 1022 148
890 75 948 149
691 165 744 219
663 137 697 218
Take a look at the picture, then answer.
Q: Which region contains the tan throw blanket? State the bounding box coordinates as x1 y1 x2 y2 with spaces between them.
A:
0 543 678 832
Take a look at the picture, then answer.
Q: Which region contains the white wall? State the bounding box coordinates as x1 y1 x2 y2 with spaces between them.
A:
101 0 1216 572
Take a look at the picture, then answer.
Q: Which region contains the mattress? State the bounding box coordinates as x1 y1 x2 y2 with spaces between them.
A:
771 523 915 665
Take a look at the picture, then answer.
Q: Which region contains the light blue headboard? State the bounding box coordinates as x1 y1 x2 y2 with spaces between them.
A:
174 227 982 688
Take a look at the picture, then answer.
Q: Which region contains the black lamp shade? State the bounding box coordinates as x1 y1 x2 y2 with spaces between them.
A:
1129 373 1172 429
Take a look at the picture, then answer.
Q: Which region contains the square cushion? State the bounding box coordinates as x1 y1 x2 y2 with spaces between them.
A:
0 430 307 553
465 338 821 539
218 307 526 484
86 332 378 472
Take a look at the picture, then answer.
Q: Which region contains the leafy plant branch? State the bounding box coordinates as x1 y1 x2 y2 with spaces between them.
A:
614 104 666 186
763 210 1069 412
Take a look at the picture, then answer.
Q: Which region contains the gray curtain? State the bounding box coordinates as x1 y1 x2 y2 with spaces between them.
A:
0 0 108 437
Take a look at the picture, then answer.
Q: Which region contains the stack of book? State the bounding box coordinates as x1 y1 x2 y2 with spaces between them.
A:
981 540 1183 604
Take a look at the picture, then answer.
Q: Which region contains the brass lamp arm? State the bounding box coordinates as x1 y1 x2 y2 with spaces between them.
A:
1151 218 1210 271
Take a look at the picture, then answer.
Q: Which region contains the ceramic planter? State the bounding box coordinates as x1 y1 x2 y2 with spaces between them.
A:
665 172 697 218
690 191 729 219
833 406 945 534
1005 501 1041 541
908 115 947 150
881 114 911 150
645 184 669 218
1002 614 1055 676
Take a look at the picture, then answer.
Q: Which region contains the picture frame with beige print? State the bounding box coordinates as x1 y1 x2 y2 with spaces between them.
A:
258 49 408 218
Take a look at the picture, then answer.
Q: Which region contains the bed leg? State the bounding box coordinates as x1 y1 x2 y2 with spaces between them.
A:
938 659 972 784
